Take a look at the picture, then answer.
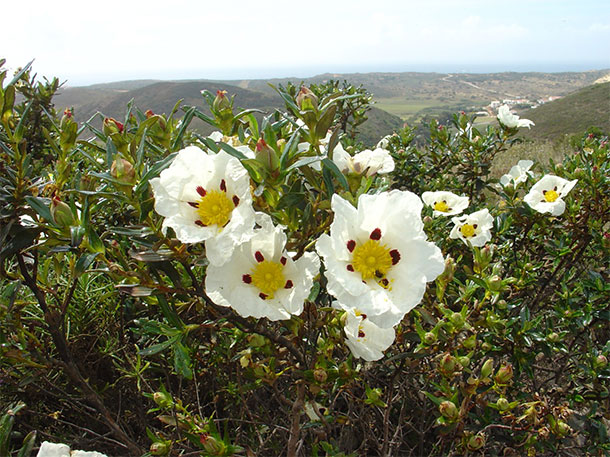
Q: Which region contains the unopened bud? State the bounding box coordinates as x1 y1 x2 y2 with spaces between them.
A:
153 391 173 409
296 86 318 110
51 196 76 227
110 158 136 183
546 332 560 343
458 356 470 368
488 275 503 292
494 363 513 384
496 397 510 412
313 368 328 383
423 215 433 224
255 137 279 172
200 434 227 456
595 354 608 368
450 312 465 328
481 342 492 352
463 334 477 349
439 353 457 375
423 332 436 345
213 90 231 112
467 433 485 451
556 420 571 437
150 442 169 456
481 359 494 379
103 117 124 135
145 109 155 118
439 401 459 421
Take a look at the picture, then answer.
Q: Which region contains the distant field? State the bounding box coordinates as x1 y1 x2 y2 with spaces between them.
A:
374 98 440 119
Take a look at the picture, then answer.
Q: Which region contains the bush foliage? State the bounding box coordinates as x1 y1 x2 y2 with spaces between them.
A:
1 60 609 456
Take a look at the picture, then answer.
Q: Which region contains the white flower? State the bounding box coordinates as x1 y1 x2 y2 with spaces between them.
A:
376 134 393 149
36 442 71 457
150 146 256 266
524 175 577 216
449 209 494 247
207 131 255 159
497 105 534 129
421 191 469 217
333 144 395 177
316 191 445 328
342 307 396 361
205 213 320 321
499 160 534 188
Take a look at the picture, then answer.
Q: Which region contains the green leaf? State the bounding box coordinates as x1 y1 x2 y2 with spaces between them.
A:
322 157 348 190
286 156 321 172
17 431 37 457
218 141 248 160
134 152 178 195
139 335 180 356
173 342 193 379
74 252 100 278
25 196 54 224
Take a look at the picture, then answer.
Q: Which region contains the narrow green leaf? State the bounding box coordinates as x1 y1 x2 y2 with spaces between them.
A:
322 157 348 190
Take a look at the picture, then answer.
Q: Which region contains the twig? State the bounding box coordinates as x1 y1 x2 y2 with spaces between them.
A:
287 383 305 457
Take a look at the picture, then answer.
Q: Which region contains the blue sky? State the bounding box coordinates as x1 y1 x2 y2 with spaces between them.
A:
4 0 609 86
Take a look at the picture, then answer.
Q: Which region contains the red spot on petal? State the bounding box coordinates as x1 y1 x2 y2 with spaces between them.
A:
361 313 367 319
255 251 264 263
280 256 287 265
259 293 268 300
379 278 390 287
188 201 199 208
220 179 227 192
473 224 478 229
390 249 401 265
195 220 206 227
358 330 365 338
347 240 356 252
370 228 382 240
196 186 206 197
347 264 354 272
232 195 240 206
284 280 293 289
242 274 252 284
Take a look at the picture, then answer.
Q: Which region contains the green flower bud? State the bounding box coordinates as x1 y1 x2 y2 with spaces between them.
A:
152 391 173 409
496 300 507 310
213 89 231 112
103 117 124 135
450 312 465 328
466 433 486 451
556 420 571 437
496 397 510 412
200 434 227 456
150 442 170 456
296 86 318 111
313 368 328 383
481 359 494 379
423 332 437 345
546 332 560 343
110 157 136 183
595 354 608 368
439 353 457 376
462 334 477 349
481 342 492 352
255 137 279 172
494 363 513 384
423 215 433 224
458 356 470 368
51 196 76 227
488 275 503 292
439 401 459 421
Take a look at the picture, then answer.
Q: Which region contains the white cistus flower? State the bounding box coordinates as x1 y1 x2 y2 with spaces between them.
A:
499 160 534 188
333 144 395 177
449 209 494 247
421 191 469 217
524 175 577 216
316 191 445 328
205 213 320 321
150 146 255 266
497 105 534 129
342 307 396 361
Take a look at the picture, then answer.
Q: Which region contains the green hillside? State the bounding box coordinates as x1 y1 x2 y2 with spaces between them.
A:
520 82 610 140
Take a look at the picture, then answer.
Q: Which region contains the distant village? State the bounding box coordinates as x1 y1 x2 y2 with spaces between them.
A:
477 96 563 117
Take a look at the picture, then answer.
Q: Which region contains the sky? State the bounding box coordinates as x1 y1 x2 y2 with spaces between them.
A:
4 0 610 86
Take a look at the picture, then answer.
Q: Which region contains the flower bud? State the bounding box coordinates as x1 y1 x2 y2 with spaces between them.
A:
145 109 155 118
152 391 173 409
494 363 513 384
296 86 318 111
423 332 436 345
200 434 227 456
110 157 136 183
213 90 231 112
462 334 477 349
466 433 485 451
488 275 503 292
313 368 328 383
450 312 465 328
481 359 494 379
50 196 76 227
496 300 507 310
150 442 170 456
595 354 608 368
481 342 492 352
458 356 470 368
103 117 124 135
546 332 560 343
255 138 279 172
439 353 457 376
556 420 571 437
496 397 510 412
423 215 433 224
439 401 459 421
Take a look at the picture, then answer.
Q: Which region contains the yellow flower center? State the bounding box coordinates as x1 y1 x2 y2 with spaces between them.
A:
434 200 449 212
460 223 476 238
196 190 234 227
250 261 285 298
352 239 392 281
544 189 559 203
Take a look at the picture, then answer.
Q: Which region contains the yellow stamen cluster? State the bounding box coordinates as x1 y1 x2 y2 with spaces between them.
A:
544 189 559 202
250 261 285 298
460 224 476 238
434 200 449 212
352 240 392 281
196 190 234 227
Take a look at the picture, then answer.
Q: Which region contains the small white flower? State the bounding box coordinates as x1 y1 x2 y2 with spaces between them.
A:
499 160 534 188
316 191 445 328
342 307 396 361
150 146 256 266
205 214 320 321
497 105 534 129
333 144 395 177
421 191 469 217
524 175 577 216
376 134 393 149
449 209 494 247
